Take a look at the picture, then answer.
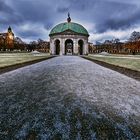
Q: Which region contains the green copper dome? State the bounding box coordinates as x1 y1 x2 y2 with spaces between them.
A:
49 22 89 36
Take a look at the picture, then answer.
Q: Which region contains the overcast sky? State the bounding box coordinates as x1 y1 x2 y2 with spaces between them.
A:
0 0 140 43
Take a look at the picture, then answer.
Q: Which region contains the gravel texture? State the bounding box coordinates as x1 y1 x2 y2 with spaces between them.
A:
0 56 140 139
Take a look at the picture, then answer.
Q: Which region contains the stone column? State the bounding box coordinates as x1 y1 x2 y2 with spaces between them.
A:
62 39 65 55
50 39 55 55
60 38 63 55
73 39 78 55
84 39 88 55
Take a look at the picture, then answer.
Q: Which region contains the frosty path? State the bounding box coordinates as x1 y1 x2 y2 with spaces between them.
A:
0 56 140 139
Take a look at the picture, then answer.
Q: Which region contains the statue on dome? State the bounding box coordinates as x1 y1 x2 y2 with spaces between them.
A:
67 12 71 23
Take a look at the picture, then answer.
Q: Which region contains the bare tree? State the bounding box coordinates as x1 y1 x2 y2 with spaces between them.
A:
129 31 140 42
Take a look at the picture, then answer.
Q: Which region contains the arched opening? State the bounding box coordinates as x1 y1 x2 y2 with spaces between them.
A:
65 39 73 55
78 40 84 55
55 39 60 55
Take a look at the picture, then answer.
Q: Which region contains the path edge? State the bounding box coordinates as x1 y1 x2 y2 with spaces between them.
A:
82 56 140 81
0 55 57 75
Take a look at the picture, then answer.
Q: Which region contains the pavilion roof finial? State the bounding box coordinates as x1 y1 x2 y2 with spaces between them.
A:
67 12 71 23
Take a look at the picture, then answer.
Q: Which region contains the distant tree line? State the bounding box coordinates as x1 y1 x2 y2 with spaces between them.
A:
26 39 50 53
0 37 50 53
91 31 140 55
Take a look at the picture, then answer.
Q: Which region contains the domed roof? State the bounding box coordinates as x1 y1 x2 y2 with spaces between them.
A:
49 22 89 36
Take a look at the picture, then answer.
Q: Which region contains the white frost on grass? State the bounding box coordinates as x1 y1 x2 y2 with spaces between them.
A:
30 50 46 56
99 51 110 56
30 50 40 54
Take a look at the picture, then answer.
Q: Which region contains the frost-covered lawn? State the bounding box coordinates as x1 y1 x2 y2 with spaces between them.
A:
87 54 140 71
0 53 50 68
0 56 140 139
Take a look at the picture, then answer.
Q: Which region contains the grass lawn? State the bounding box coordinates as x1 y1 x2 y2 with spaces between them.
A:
87 54 140 71
0 52 51 68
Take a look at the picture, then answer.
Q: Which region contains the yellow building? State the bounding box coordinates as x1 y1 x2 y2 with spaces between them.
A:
0 26 14 51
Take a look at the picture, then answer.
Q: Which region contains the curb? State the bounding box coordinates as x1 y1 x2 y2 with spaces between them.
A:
82 56 140 81
0 56 56 75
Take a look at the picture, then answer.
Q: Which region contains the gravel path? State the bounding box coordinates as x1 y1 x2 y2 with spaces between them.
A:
0 56 140 139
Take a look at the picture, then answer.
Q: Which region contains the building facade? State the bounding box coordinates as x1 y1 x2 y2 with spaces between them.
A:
0 26 14 51
49 14 89 55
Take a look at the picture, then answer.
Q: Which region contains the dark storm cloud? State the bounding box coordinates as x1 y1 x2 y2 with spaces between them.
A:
93 1 140 33
18 29 41 38
0 0 140 42
14 1 51 22
0 0 13 13
0 0 23 26
56 0 140 33
44 22 54 30
57 7 69 13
